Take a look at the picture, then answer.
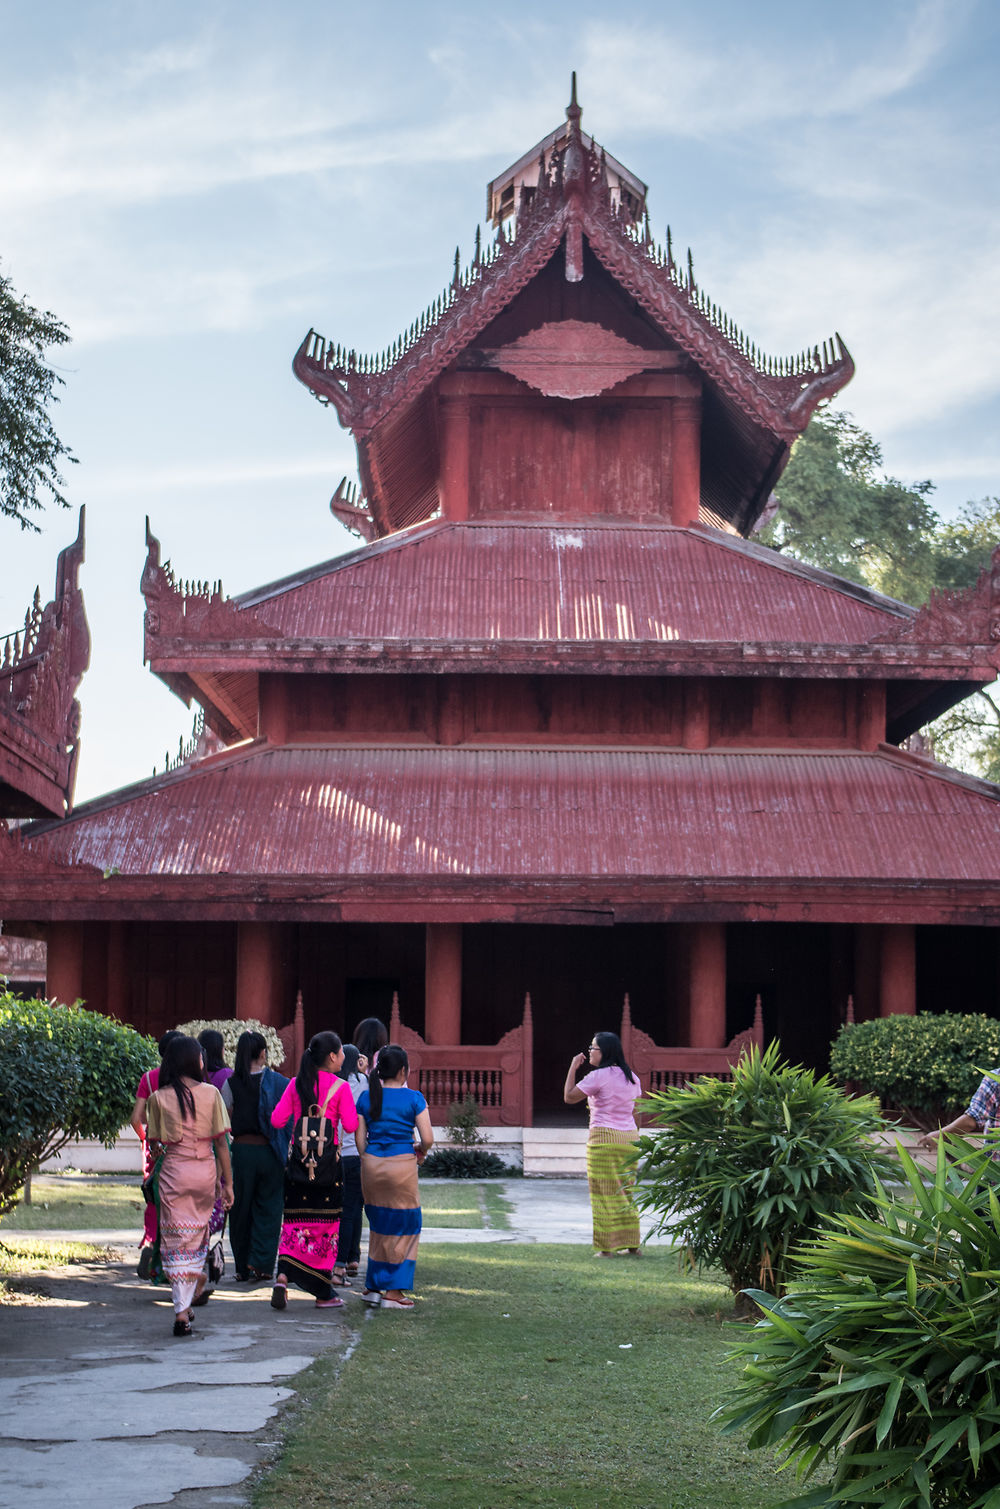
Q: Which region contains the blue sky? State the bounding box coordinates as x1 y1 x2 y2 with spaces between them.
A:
2 0 998 801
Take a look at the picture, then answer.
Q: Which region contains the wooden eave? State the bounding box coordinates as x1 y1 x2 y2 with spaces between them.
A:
141 523 1000 727
6 742 1000 927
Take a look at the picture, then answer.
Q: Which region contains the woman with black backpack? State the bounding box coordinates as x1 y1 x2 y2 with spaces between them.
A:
269 1032 358 1311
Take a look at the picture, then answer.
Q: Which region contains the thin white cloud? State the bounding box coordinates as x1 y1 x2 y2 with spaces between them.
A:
84 454 353 496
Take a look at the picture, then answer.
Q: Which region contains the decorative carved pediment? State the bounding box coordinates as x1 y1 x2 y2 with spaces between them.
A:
294 92 853 451
485 319 671 399
873 547 1000 652
0 509 89 810
0 821 99 874
141 520 281 645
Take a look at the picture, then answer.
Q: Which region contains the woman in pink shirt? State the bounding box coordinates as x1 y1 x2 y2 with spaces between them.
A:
269 1032 358 1311
564 1031 643 1257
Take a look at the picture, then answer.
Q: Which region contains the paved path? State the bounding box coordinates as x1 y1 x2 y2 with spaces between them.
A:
0 1179 668 1509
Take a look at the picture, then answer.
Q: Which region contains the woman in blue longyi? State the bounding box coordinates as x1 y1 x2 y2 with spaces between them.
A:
356 1044 433 1310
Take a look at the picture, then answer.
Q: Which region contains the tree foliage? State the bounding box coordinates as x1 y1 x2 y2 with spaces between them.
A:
719 1141 1000 1508
829 1012 1000 1131
0 991 157 1218
0 266 77 530
759 410 1000 779
631 1042 893 1309
757 409 941 602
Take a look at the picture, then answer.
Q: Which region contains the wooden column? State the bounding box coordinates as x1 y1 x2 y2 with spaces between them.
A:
682 681 710 749
671 398 701 527
856 682 885 751
425 923 462 1044
689 922 726 1048
879 925 916 1017
47 922 85 1006
438 393 471 521
235 922 284 1027
853 925 880 1022
105 922 129 1022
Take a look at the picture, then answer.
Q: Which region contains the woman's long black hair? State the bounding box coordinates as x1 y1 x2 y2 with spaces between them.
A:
592 1031 639 1086
295 1031 342 1111
353 1016 388 1063
365 1044 408 1123
197 1029 226 1076
159 1035 204 1120
338 1043 361 1082
234 1030 268 1083
157 1029 182 1060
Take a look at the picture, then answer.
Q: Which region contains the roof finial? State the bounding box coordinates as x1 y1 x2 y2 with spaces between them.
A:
566 71 582 134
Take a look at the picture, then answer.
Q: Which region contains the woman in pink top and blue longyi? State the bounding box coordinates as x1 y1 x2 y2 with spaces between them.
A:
564 1031 643 1256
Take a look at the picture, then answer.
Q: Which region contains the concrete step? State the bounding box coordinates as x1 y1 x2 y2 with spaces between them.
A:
522 1126 588 1177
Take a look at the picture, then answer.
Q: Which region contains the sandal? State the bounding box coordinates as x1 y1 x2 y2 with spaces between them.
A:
361 1289 382 1307
315 1295 345 1309
382 1295 415 1310
173 1314 193 1337
332 1266 351 1287
345 1262 359 1277
270 1277 288 1311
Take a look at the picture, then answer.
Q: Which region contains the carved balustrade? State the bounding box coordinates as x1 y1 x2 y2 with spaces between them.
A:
619 992 764 1107
388 991 533 1127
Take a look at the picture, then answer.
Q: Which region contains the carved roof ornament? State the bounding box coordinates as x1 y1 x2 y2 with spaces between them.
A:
329 477 376 542
1 508 90 813
873 545 1000 657
293 79 854 447
0 819 99 873
141 518 281 650
487 319 672 399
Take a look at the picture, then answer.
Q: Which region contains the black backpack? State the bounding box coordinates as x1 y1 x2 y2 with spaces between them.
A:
286 1084 342 1186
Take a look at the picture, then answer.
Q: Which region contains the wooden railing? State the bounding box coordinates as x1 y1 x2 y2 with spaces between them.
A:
388 991 533 1127
619 992 764 1097
276 991 306 1077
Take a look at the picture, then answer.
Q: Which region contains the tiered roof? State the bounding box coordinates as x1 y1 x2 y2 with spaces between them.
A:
140 518 1000 744
293 87 853 538
6 741 1000 924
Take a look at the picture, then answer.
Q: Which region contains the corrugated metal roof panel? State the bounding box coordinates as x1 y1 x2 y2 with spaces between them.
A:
235 523 907 646
26 744 1000 884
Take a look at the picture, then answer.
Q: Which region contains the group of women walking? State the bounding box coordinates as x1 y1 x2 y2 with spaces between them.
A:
133 1016 644 1334
133 1017 434 1335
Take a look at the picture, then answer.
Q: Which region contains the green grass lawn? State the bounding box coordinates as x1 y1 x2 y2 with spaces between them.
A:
0 1236 116 1303
0 1176 145 1231
254 1244 805 1509
419 1181 512 1230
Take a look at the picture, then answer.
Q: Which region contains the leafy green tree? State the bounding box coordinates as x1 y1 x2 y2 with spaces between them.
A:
0 266 77 530
760 412 1000 779
757 408 941 602
0 991 157 1218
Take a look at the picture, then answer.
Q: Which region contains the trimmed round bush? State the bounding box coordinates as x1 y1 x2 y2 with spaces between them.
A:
0 990 157 1217
176 1017 285 1068
829 1011 1000 1129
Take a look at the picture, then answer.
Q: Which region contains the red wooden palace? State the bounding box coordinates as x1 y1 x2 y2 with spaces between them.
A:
3 90 1000 1123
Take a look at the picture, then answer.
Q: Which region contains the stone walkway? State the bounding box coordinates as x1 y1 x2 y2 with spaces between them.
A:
0 1179 669 1509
